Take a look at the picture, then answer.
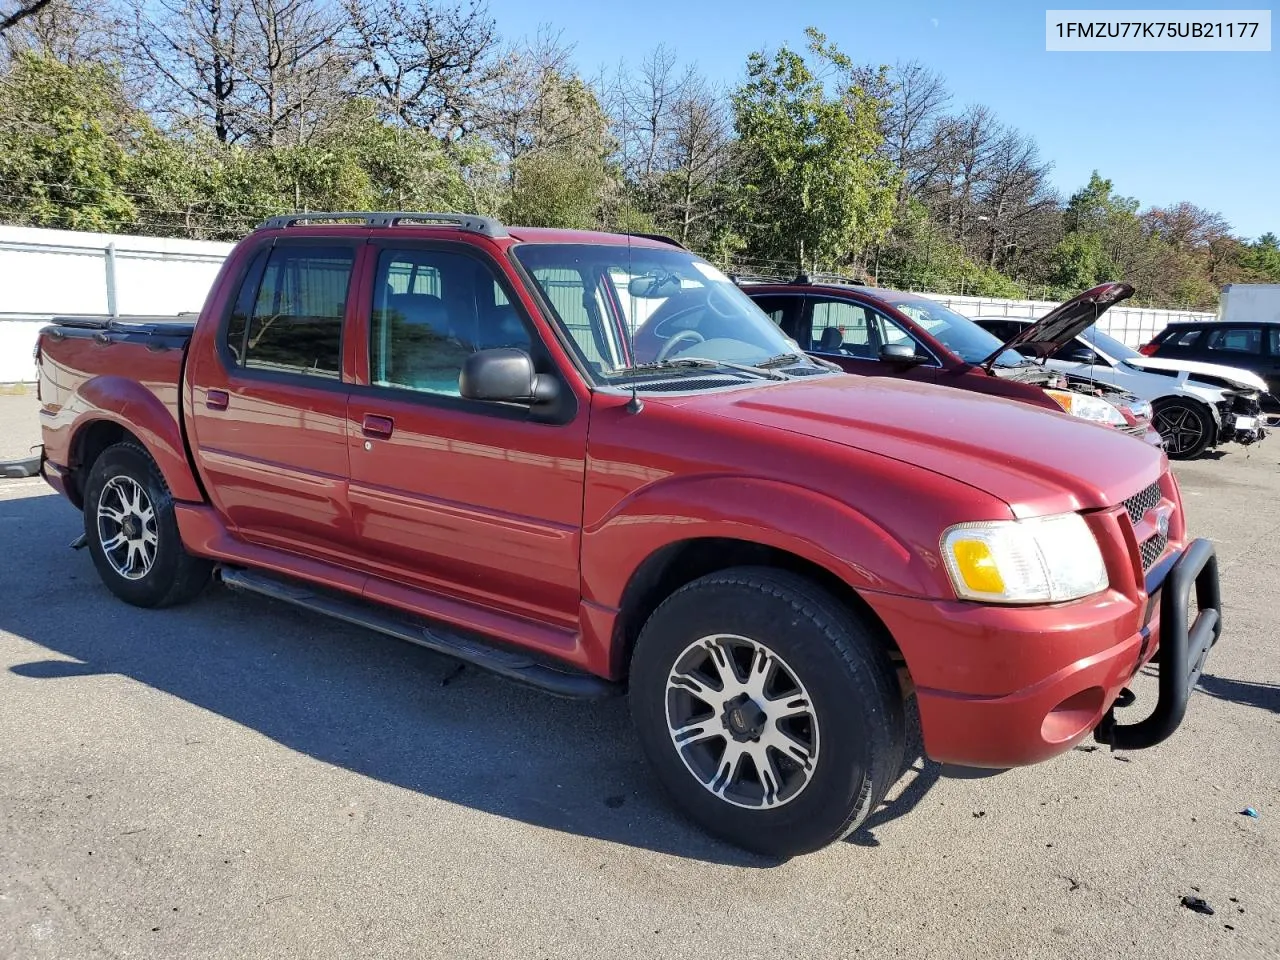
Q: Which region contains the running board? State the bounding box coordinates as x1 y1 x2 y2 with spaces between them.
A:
217 567 620 700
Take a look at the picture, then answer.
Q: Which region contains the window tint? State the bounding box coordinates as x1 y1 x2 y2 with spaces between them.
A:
751 295 791 327
1168 328 1202 347
232 245 353 379
370 248 531 396
1205 327 1262 355
1270 327 1280 355
810 299 874 357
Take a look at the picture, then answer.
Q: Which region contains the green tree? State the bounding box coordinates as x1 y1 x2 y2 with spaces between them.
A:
0 51 138 230
1239 232 1280 282
730 29 897 272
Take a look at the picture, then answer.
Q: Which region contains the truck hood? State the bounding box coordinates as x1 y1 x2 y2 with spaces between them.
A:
1120 356 1269 393
694 375 1163 518
979 282 1134 371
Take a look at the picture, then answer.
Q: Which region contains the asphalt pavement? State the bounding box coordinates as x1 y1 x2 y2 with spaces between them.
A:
0 393 1277 959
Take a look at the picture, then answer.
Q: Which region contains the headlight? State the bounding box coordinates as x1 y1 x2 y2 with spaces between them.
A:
940 513 1109 604
1123 398 1152 420
1044 389 1126 426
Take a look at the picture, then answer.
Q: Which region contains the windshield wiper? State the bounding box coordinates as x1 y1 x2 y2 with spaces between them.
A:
755 351 811 369
623 356 788 381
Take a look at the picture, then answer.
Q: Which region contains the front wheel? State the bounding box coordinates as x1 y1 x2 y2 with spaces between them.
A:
82 442 212 608
1153 399 1214 460
629 567 904 858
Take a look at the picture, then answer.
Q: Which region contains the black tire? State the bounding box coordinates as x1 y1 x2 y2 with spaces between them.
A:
629 567 904 858
1153 398 1215 460
82 441 211 608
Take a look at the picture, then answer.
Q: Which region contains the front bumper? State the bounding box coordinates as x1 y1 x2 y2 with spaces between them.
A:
863 538 1222 768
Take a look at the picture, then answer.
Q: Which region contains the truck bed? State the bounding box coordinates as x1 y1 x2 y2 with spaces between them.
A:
37 315 194 483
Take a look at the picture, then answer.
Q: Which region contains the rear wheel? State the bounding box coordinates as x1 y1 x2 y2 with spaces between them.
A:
83 442 211 608
1153 399 1214 460
629 567 904 857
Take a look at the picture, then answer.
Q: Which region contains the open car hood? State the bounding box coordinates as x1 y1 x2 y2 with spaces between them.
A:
979 282 1135 371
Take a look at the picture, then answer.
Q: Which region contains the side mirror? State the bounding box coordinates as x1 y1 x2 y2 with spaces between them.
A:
459 348 559 404
880 342 926 365
1060 345 1099 364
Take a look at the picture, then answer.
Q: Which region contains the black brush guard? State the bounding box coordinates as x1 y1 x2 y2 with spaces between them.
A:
1094 537 1221 750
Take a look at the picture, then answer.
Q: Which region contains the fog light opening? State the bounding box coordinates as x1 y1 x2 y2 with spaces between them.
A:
1041 686 1107 744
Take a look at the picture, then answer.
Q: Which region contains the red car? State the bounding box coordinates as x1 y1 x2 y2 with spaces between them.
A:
34 213 1219 857
740 276 1163 446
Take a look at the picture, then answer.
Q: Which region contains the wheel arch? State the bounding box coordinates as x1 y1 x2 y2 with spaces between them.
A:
63 375 205 508
611 536 907 684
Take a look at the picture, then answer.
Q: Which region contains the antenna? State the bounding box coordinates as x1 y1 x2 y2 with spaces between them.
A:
624 233 643 414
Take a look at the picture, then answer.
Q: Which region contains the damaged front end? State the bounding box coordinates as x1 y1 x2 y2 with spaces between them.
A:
1216 390 1268 447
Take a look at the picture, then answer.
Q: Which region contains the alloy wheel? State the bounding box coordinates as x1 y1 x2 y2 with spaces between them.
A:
665 634 820 809
96 476 159 580
1153 405 1205 456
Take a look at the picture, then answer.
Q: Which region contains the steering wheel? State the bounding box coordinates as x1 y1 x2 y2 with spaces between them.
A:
656 329 705 362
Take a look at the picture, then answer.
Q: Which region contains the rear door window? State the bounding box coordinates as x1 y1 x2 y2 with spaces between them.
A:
1205 327 1263 355
227 245 354 379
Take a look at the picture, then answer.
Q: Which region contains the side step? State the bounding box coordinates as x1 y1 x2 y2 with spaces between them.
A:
217 567 620 700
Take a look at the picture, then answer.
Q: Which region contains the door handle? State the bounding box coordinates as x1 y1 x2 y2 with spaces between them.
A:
206 389 229 411
362 414 394 439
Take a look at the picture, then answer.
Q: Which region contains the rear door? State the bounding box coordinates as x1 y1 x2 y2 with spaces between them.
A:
344 241 587 629
1202 325 1268 377
188 238 360 560
1267 327 1280 400
749 293 805 342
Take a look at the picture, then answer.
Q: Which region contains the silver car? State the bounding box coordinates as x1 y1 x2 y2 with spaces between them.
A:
974 312 1268 460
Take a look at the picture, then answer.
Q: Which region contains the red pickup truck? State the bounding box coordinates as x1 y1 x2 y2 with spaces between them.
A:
34 212 1222 857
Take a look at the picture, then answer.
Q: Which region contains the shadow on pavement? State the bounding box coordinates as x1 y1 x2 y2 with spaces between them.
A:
0 490 921 867
1196 673 1280 714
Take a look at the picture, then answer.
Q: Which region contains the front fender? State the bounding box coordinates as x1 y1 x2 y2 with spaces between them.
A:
580 474 944 611
64 375 203 503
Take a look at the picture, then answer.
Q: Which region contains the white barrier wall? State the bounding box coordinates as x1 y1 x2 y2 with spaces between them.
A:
0 226 233 382
0 225 1218 382
921 292 1215 348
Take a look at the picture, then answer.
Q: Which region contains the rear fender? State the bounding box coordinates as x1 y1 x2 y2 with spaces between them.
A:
66 376 203 503
581 475 940 610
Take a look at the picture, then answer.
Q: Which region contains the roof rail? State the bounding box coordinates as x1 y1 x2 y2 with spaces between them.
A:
795 272 866 286
729 273 790 285
256 211 509 238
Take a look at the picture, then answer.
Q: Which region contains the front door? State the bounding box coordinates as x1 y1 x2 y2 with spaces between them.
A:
188 239 360 561
345 242 587 629
802 295 943 384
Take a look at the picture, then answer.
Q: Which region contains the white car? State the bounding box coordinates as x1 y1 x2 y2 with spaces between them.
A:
974 301 1268 459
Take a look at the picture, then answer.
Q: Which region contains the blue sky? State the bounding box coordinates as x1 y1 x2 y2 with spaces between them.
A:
486 0 1279 240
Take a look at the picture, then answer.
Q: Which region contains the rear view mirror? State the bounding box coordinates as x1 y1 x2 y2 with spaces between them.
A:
880 342 926 365
460 348 559 404
627 274 682 299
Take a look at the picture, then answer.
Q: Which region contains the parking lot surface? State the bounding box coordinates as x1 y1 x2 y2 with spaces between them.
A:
1 393 1277 959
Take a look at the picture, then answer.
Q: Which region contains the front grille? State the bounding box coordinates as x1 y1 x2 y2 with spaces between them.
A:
1140 532 1168 569
1119 423 1147 438
1123 481 1162 525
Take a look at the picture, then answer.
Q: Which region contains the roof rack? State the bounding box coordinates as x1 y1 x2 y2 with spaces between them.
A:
255 211 509 238
729 273 791 285
795 272 866 286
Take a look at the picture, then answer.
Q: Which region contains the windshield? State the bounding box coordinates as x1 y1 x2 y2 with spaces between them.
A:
887 296 1026 368
513 244 816 382
1080 325 1140 361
